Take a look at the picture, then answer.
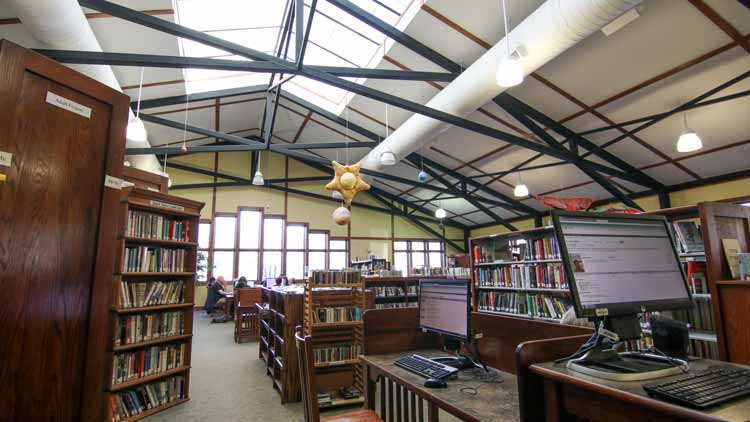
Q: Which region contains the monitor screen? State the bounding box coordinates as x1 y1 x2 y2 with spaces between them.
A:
418 280 470 342
552 211 691 317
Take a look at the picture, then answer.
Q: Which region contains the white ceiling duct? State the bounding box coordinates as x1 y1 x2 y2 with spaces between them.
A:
5 0 161 173
360 0 642 171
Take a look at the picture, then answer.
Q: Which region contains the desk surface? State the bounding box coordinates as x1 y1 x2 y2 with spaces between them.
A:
361 350 519 422
531 359 750 422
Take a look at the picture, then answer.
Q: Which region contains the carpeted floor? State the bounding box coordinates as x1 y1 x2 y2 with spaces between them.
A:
144 311 304 422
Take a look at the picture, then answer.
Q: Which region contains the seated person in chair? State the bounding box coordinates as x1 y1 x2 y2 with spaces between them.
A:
235 276 248 289
207 276 230 321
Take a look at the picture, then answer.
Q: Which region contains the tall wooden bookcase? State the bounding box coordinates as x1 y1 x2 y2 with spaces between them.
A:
303 271 366 409
106 187 204 422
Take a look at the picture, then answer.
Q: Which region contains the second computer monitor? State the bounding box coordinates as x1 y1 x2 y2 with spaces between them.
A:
552 210 692 318
418 279 471 342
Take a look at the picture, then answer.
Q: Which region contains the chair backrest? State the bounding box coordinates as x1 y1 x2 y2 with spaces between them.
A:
295 328 320 422
235 287 262 307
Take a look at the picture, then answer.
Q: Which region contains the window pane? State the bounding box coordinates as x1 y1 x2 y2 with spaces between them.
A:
262 251 282 278
198 223 211 249
286 251 304 280
394 252 408 275
411 252 425 268
330 239 346 250
429 252 443 269
428 241 442 251
263 218 284 249
213 251 235 280
239 210 261 249
214 216 236 249
394 241 408 251
309 232 327 250
286 225 306 250
330 251 347 270
196 250 209 282
308 251 326 271
238 251 259 282
411 241 425 251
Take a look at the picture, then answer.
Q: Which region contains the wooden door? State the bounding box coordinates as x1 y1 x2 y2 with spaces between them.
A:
0 41 128 421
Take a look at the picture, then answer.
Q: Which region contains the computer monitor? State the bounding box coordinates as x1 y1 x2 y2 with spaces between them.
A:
418 279 471 343
552 210 692 319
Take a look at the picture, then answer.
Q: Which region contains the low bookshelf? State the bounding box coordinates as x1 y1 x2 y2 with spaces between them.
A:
364 275 461 309
470 226 572 323
304 270 366 409
106 187 203 422
350 257 390 276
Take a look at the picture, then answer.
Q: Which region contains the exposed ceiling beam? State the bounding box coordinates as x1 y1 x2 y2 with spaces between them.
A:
138 113 260 146
134 85 268 110
297 0 317 69
688 0 750 53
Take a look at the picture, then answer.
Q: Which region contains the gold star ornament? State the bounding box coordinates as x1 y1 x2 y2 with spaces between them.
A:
325 160 370 206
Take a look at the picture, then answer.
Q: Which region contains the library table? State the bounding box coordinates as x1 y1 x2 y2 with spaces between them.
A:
531 359 750 422
361 350 519 422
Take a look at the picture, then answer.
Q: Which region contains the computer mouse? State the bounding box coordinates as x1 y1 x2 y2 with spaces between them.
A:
423 378 448 389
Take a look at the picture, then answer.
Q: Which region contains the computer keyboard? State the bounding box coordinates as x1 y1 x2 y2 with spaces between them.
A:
394 354 459 380
644 366 750 409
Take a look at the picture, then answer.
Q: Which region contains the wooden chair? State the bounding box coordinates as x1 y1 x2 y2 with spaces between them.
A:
295 330 382 422
234 287 262 343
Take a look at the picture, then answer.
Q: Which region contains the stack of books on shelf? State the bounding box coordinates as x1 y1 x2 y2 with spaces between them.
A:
477 291 571 320
374 286 406 297
112 343 187 385
313 344 361 364
447 267 470 277
312 306 362 323
375 301 417 310
115 311 185 346
475 263 568 290
123 247 186 273
119 280 185 308
126 210 190 242
472 233 560 264
110 375 186 422
672 221 704 254
309 269 361 286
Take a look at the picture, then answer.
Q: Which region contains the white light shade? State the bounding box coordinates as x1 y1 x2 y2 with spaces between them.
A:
676 129 702 152
380 149 396 166
126 116 147 141
496 56 524 88
252 170 265 186
514 183 529 197
435 208 447 219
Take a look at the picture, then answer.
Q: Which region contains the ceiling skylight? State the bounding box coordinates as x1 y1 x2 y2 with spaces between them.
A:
175 0 415 114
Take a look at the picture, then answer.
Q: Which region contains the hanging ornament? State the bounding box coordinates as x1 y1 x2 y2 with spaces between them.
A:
418 170 428 182
325 160 370 206
332 190 343 200
332 206 352 226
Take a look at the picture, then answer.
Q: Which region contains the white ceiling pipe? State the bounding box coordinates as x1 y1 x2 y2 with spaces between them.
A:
5 0 161 173
361 0 642 170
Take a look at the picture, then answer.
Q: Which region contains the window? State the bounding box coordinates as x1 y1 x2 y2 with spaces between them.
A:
237 209 261 282
212 214 236 281
393 240 445 275
308 231 328 272
262 217 284 278
329 239 349 270
286 224 307 280
197 221 211 282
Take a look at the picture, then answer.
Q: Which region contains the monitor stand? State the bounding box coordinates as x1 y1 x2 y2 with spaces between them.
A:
429 338 477 370
566 315 688 382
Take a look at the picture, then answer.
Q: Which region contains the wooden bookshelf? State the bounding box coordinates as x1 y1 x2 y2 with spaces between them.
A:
469 226 571 323
258 286 304 403
304 271 366 410
350 257 390 276
105 188 203 422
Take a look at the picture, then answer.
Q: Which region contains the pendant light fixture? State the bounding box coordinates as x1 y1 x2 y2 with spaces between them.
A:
496 0 524 88
127 67 148 142
379 104 396 166
252 151 265 186
434 199 447 219
162 153 171 188
676 112 702 153
513 172 529 197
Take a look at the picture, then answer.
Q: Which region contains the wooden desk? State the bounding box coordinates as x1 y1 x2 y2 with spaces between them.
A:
362 350 518 422
531 360 750 422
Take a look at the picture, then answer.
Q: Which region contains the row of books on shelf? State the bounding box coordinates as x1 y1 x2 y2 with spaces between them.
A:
310 269 361 285
473 235 560 264
123 247 186 273
374 285 418 298
690 339 720 360
685 261 708 294
112 343 187 385
312 306 362 323
375 302 417 310
119 280 185 309
447 267 470 277
126 210 190 242
475 263 568 290
115 311 185 346
110 376 186 422
477 291 571 320
313 344 361 364
672 221 704 254
673 300 715 331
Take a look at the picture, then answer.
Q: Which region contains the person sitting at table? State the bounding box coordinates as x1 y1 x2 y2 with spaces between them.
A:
204 276 216 313
207 276 230 321
235 276 248 288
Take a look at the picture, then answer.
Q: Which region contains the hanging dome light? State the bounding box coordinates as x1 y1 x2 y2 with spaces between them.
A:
435 207 447 219
676 129 702 153
380 148 396 166
126 116 147 141
252 170 265 186
496 56 524 88
418 170 428 182
514 182 529 197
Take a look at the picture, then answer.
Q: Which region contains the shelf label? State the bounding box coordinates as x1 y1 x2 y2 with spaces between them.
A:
0 151 11 167
150 200 184 212
46 92 91 119
104 175 124 190
594 308 609 317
